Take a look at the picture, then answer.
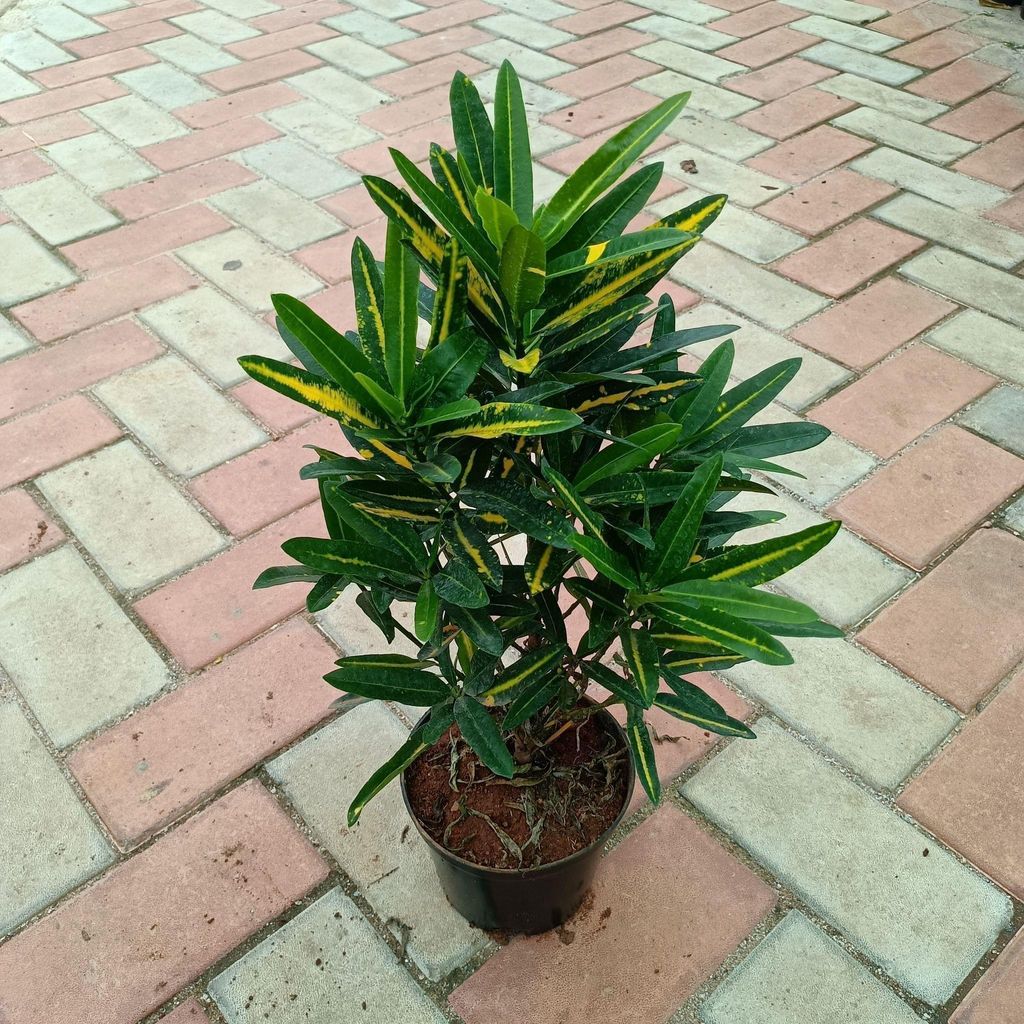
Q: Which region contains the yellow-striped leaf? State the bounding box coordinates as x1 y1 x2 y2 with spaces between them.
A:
572 373 697 414
541 234 700 332
238 356 380 432
626 705 660 802
682 522 841 587
653 603 792 666
619 625 659 706
430 143 475 223
438 402 581 439
499 347 541 374
282 537 418 585
447 514 503 589
427 238 467 349
541 462 604 538
649 193 727 235
654 678 755 739
481 643 567 707
350 238 387 378
524 540 572 595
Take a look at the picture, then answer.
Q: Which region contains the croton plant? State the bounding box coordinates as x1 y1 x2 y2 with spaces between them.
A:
242 63 840 825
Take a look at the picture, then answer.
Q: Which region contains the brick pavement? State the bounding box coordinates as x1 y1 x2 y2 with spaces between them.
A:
1 0 1023 1020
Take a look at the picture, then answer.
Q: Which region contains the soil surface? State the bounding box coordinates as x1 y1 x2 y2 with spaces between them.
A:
405 710 629 869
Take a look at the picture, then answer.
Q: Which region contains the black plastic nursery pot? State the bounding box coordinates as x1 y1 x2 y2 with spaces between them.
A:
400 704 635 935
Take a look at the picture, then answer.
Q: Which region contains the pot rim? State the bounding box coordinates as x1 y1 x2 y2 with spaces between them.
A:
399 698 636 879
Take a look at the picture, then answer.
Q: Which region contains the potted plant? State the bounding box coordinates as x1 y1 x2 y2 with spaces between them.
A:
241 63 840 934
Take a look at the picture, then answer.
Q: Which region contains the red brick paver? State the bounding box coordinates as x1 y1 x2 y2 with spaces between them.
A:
0 781 327 1024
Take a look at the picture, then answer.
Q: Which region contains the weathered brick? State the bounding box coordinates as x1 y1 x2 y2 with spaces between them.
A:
70 619 336 846
0 781 328 1024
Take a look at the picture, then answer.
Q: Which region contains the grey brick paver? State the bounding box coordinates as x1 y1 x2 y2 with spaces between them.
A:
685 720 1012 1005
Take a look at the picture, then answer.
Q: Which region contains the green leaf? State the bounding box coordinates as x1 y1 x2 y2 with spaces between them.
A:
729 421 830 460
575 423 682 492
450 70 494 191
674 340 734 436
447 513 503 589
626 706 660 802
691 359 801 448
481 643 567 706
584 660 645 707
324 665 449 705
644 454 723 587
536 90 690 245
449 606 504 657
475 187 519 248
350 238 388 379
551 162 663 257
412 454 461 483
408 327 488 411
335 653 433 670
348 729 430 826
454 696 515 778
619 625 660 707
542 461 604 538
493 60 532 223
269 294 381 414
415 579 439 641
653 581 819 624
499 224 546 318
433 557 489 609
416 398 482 427
655 676 755 739
652 603 793 666
306 574 345 613
503 674 560 730
282 537 419 585
354 372 403 422
438 402 581 439
683 522 842 587
462 479 577 548
751 617 844 638
253 565 322 589
384 219 419 401
569 532 637 589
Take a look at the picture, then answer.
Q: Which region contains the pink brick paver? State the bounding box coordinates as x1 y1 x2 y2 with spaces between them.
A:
759 168 897 236
0 781 327 1024
69 619 337 847
2 1 1023 1018
776 219 926 298
160 998 211 1023
450 804 776 1024
746 125 874 184
0 396 122 489
809 345 995 458
189 418 346 536
790 277 957 369
950 927 1024 1024
0 489 65 572
858 529 1024 711
831 426 1024 569
900 668 1024 900
134 502 325 670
